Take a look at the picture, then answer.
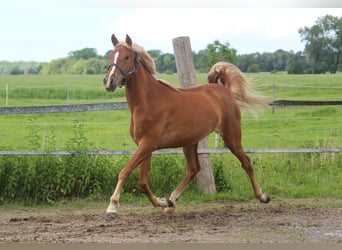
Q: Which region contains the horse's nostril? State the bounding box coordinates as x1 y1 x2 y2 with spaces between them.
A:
103 78 114 86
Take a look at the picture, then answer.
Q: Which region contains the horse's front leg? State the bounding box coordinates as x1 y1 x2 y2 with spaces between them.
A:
105 145 153 221
139 155 174 208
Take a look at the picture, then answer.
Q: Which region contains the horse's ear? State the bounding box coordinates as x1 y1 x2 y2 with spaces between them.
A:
111 34 119 47
125 34 132 46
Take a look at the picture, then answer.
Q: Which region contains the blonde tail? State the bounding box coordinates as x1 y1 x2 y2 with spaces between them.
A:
208 62 269 116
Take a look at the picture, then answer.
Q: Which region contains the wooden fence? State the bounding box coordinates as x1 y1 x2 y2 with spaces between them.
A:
1 148 342 156
0 102 128 114
1 100 341 114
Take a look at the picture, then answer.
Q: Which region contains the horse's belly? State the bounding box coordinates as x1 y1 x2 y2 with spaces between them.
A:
158 122 214 148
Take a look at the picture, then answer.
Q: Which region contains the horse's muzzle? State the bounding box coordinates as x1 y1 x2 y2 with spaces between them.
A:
103 77 117 92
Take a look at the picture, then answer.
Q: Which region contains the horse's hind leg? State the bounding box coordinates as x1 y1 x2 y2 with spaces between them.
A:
221 124 270 203
233 148 270 203
164 143 201 213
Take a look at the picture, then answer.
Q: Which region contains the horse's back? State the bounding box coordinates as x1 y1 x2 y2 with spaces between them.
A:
178 83 238 109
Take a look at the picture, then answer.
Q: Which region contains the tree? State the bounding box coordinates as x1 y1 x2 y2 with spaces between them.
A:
299 14 342 74
205 40 237 68
194 49 209 72
272 49 290 72
147 50 162 61
162 54 174 73
40 58 76 75
236 53 259 72
10 66 23 75
286 51 309 74
236 51 291 73
247 63 260 73
68 48 98 60
152 53 176 73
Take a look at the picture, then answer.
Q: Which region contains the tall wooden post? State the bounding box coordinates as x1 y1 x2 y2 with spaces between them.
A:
172 36 216 194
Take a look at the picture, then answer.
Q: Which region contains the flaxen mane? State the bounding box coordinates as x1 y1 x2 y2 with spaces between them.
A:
133 44 179 91
120 41 179 91
116 41 156 75
132 43 157 75
116 41 179 92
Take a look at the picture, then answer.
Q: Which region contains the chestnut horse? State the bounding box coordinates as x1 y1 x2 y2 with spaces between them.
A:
103 34 270 221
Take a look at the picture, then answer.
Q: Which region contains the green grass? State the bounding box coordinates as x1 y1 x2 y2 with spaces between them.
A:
245 72 342 101
240 105 342 149
0 73 341 150
1 72 341 107
1 106 341 151
0 75 125 106
1 72 341 150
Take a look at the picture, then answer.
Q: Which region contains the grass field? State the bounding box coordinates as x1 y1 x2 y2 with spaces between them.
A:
1 72 342 107
0 73 341 204
0 73 341 150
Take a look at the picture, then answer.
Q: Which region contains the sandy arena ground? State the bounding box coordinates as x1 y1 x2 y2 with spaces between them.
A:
0 198 341 243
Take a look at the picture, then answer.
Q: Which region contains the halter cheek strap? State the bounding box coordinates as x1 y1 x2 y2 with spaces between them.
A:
107 52 140 86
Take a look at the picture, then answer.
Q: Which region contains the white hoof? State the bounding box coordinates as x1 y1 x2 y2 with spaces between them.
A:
164 206 176 213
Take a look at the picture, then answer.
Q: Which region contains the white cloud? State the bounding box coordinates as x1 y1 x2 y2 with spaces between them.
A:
108 8 342 54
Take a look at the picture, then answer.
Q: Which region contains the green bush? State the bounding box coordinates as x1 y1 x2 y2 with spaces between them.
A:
0 120 199 205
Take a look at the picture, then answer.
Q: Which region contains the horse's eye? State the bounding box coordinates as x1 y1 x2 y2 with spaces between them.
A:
124 56 130 61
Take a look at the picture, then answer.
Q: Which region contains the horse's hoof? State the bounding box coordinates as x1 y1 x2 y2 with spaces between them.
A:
164 199 176 213
260 193 270 203
105 212 117 221
164 206 176 213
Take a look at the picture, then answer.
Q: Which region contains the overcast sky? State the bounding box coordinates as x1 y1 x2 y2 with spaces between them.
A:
1 1 341 61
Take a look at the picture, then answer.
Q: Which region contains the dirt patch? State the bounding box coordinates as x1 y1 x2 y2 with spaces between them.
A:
1 199 342 243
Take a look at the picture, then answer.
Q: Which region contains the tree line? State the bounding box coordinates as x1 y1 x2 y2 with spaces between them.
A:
1 14 341 75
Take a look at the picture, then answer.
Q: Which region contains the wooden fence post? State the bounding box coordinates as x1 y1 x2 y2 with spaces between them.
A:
172 36 217 194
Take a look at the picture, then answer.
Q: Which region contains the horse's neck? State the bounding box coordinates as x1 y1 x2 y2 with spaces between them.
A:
125 66 157 110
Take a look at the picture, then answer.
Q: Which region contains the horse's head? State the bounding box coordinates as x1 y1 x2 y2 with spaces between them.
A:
103 34 139 92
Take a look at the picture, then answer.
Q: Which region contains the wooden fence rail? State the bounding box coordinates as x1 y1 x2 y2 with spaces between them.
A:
0 102 128 114
0 100 341 115
271 100 342 106
1 148 341 156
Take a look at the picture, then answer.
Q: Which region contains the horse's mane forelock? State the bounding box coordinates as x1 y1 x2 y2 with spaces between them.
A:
132 43 156 75
117 41 179 92
116 41 156 75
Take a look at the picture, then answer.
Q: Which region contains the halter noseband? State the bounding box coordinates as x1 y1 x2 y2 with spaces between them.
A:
107 52 139 86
